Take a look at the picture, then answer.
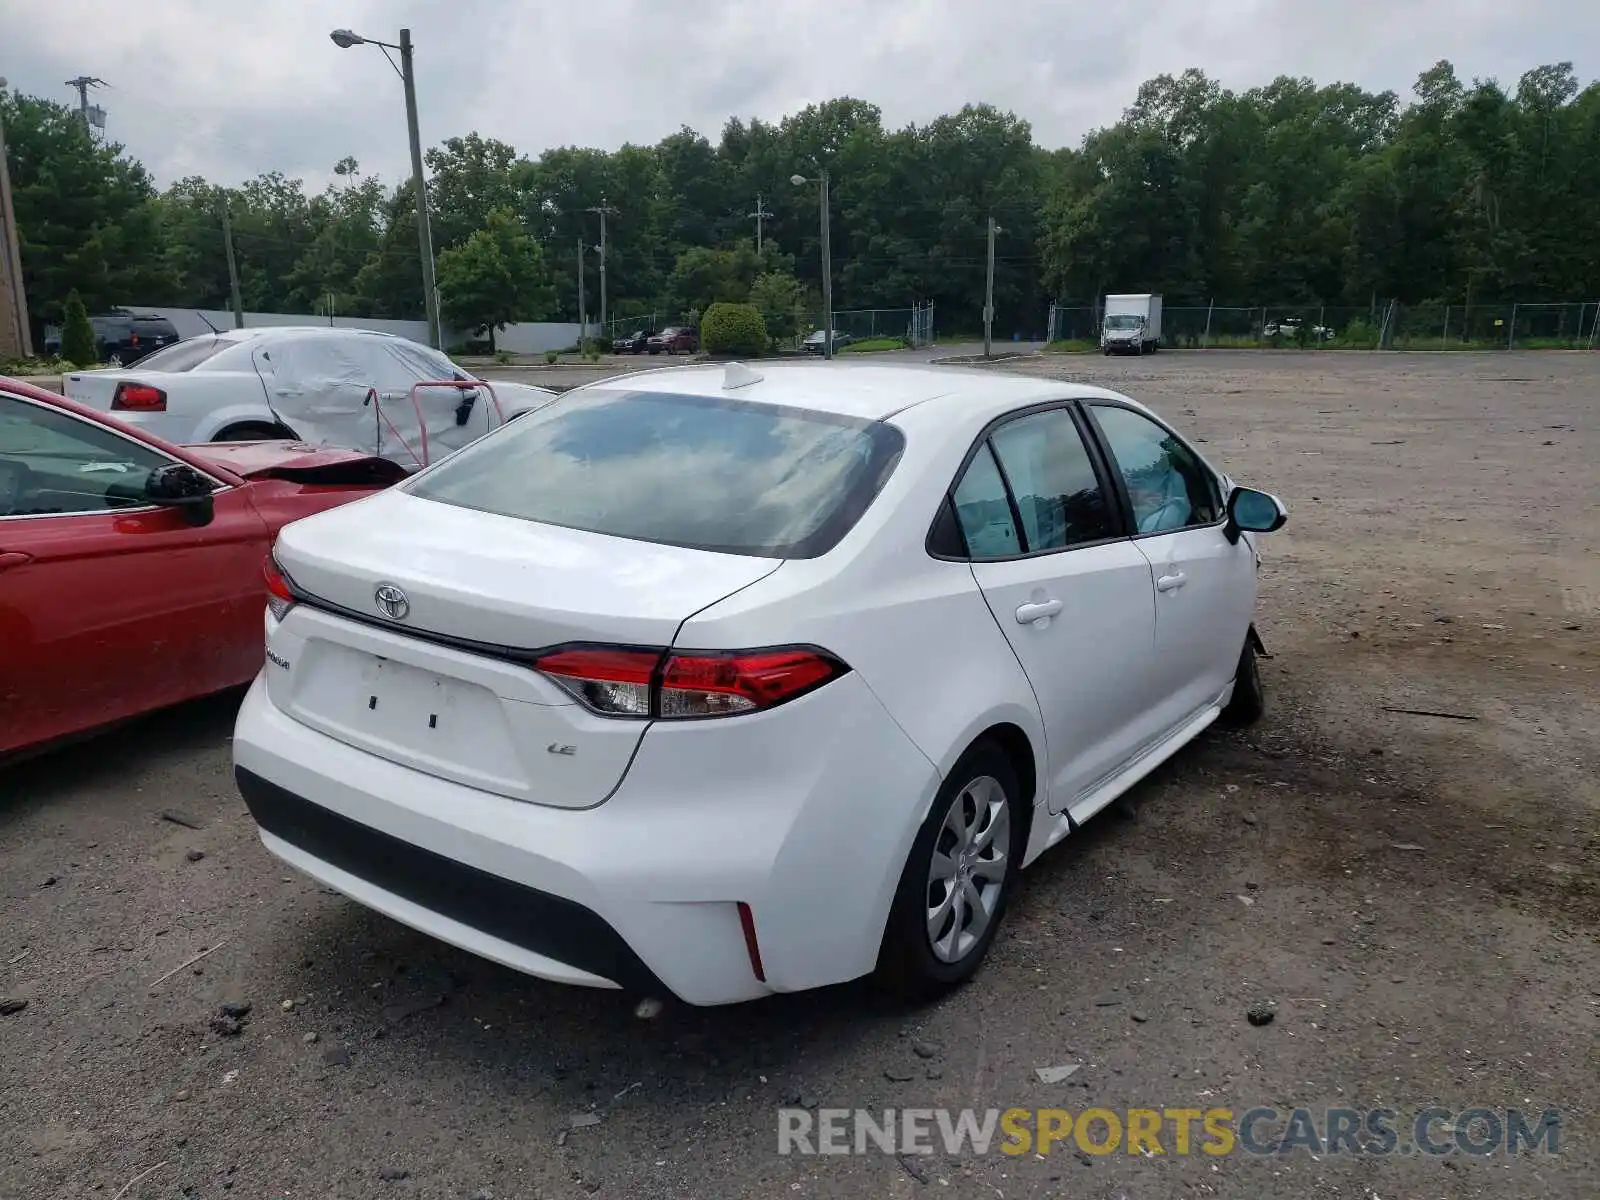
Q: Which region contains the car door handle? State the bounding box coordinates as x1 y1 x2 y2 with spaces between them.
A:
1015 599 1063 624
0 552 33 573
1156 571 1188 592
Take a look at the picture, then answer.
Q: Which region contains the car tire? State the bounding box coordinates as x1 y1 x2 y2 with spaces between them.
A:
875 742 1022 1001
1220 636 1265 727
213 422 291 442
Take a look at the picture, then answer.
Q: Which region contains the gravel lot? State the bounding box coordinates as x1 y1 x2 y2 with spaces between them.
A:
3 351 1596 1199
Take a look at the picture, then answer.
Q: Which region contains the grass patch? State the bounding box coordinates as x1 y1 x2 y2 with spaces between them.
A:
1 356 96 375
1044 339 1098 354
839 337 907 354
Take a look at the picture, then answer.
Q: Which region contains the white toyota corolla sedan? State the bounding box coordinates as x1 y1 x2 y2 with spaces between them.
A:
234 361 1287 1006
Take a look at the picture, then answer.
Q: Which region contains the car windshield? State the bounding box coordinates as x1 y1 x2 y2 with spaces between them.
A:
407 389 905 558
130 336 234 372
1104 315 1143 330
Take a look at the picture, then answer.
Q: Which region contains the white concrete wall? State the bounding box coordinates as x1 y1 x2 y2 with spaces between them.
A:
128 308 594 353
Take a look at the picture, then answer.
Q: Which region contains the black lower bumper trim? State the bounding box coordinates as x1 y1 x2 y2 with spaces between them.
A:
235 767 668 996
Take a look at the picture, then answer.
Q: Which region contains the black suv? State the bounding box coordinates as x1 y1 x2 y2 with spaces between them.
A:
93 312 181 365
44 310 182 365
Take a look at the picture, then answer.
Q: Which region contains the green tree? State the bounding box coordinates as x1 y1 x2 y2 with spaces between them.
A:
59 291 96 365
0 89 176 317
748 271 804 338
436 208 556 350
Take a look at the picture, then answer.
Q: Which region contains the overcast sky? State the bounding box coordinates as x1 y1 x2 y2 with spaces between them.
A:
4 0 1595 191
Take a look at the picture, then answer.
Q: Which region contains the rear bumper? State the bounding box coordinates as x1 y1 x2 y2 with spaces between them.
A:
233 670 941 1005
237 767 667 994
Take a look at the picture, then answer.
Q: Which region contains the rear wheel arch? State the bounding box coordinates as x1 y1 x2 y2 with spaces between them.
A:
213 420 296 442
967 723 1037 852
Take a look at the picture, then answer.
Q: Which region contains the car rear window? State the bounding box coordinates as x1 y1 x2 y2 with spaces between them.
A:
407 389 905 558
131 336 231 372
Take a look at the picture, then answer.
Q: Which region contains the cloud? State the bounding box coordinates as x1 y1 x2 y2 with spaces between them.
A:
3 0 1595 189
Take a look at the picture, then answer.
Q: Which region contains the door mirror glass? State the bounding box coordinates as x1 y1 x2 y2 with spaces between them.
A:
1227 486 1287 533
145 463 216 525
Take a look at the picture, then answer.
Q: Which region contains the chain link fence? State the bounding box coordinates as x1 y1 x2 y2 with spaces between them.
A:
1048 300 1600 350
605 303 937 352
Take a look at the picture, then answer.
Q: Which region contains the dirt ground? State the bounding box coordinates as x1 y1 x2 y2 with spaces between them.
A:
2 351 1596 1199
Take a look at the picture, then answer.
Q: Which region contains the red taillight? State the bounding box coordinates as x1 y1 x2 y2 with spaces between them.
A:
263 554 296 621
660 648 846 717
111 381 166 411
532 645 847 719
534 647 659 717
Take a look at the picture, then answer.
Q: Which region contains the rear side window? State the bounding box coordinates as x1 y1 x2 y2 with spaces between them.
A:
131 337 230 372
951 446 1019 557
940 406 1116 560
988 409 1115 550
407 390 905 559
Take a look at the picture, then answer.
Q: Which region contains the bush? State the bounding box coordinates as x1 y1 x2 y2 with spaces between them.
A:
700 303 768 357
544 350 559 364
60 292 97 367
1340 318 1377 347
591 335 613 354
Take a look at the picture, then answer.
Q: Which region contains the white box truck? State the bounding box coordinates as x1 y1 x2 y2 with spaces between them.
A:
1101 294 1163 355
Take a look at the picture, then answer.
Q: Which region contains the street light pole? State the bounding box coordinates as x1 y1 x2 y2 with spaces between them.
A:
330 27 439 348
398 30 439 348
984 215 999 359
820 171 833 360
791 169 833 359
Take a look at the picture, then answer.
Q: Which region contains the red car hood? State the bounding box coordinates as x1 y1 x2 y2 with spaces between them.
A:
184 440 410 485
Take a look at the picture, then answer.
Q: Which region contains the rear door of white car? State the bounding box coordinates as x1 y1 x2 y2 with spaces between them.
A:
947 404 1166 821
1082 401 1256 735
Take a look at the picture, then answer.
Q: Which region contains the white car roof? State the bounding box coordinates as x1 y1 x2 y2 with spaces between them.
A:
208 325 413 345
578 360 1151 423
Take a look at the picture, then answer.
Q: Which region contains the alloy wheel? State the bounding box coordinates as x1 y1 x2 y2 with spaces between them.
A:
925 775 1011 963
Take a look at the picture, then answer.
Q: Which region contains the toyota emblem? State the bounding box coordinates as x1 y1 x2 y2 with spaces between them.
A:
373 583 410 621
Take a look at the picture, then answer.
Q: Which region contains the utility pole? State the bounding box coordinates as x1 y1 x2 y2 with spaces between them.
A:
220 203 245 329
576 238 587 350
747 193 773 255
983 216 999 358
585 197 617 336
0 77 33 359
64 76 108 133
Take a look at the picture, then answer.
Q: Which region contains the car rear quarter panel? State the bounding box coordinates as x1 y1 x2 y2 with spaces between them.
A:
672 402 1050 830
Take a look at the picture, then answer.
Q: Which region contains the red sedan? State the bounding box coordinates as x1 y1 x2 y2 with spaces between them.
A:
0 376 407 759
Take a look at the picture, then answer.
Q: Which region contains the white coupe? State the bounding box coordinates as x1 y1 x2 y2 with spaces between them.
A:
62 326 558 469
233 361 1287 1005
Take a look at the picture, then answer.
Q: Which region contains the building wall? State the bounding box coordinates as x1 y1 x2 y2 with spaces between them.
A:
85 309 595 354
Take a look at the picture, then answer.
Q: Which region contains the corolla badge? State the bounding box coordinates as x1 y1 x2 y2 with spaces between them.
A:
373 583 410 621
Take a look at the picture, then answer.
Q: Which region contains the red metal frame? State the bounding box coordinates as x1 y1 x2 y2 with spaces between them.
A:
366 380 506 470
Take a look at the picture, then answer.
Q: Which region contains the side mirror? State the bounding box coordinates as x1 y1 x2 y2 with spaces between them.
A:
1225 486 1287 542
145 463 216 527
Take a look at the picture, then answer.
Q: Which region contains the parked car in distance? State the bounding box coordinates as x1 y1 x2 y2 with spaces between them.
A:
646 327 698 355
233 361 1288 1007
60 327 558 470
612 330 652 354
42 310 181 366
0 375 407 760
1263 317 1333 342
801 329 856 353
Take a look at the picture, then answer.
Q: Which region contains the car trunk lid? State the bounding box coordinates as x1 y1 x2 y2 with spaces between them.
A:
266 489 781 807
